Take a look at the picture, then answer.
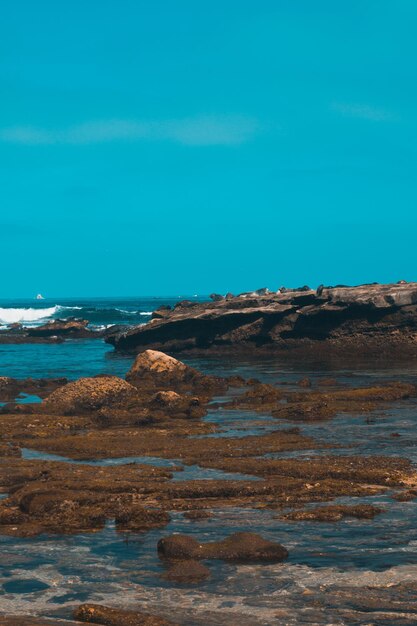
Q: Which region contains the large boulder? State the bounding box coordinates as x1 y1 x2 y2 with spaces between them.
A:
126 349 224 394
41 376 139 415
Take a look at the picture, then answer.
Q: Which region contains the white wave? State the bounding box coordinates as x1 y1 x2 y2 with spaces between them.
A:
58 305 83 310
0 306 59 324
140 311 152 315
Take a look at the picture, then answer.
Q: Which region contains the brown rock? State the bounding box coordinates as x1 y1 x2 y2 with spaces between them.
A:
281 504 382 522
74 604 177 626
157 531 288 562
161 558 210 583
27 318 91 337
126 349 225 394
297 377 312 388
41 376 139 415
115 506 170 532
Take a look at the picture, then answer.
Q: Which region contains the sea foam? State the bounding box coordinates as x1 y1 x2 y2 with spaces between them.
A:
0 306 59 325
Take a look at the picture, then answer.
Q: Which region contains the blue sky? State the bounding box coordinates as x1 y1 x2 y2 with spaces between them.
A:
1 1 416 296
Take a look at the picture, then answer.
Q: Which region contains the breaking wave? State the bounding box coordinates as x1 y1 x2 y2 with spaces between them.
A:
0 304 153 327
0 306 60 325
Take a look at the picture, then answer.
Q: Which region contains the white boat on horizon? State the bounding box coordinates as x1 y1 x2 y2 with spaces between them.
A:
35 294 45 300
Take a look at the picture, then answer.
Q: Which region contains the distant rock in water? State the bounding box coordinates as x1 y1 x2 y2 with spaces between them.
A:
106 281 417 356
27 318 91 337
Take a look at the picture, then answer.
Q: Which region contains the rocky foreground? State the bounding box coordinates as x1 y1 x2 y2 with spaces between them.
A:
106 282 417 355
1 350 417 623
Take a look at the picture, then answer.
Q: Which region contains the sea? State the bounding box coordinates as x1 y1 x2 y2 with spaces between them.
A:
0 297 417 624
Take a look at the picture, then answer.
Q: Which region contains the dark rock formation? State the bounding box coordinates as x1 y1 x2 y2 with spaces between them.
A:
106 282 417 354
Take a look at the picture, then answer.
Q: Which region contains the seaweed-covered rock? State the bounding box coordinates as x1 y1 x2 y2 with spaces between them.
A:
281 504 382 522
41 376 139 415
115 506 170 532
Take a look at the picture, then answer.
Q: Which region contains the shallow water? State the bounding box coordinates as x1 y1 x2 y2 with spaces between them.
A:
1 301 417 624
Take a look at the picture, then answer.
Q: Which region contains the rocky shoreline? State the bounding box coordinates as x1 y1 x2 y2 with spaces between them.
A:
106 282 417 356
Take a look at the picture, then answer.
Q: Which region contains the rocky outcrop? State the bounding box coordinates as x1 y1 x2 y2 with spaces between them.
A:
106 282 417 355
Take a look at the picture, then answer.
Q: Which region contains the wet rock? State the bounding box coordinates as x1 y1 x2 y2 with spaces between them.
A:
227 380 416 422
151 305 172 320
126 349 225 394
0 376 67 402
41 376 139 415
297 377 312 388
281 504 382 522
317 377 339 387
149 391 205 419
161 558 210 583
114 506 170 532
157 531 288 562
392 489 417 501
27 318 91 337
74 604 177 626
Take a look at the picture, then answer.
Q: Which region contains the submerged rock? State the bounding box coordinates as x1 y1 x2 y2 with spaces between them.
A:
161 558 211 583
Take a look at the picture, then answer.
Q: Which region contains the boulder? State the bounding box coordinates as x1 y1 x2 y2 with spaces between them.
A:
126 349 225 394
41 376 139 415
157 531 288 563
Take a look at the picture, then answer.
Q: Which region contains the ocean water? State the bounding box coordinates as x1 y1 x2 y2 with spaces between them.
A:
1 297 417 624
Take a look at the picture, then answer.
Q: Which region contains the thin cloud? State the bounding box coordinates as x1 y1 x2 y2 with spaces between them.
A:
0 116 260 147
331 102 394 122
